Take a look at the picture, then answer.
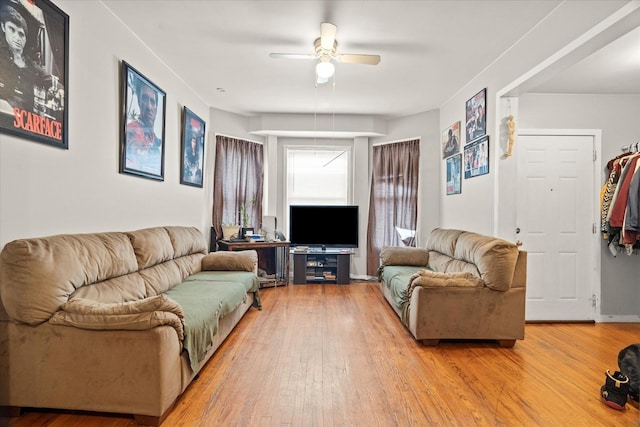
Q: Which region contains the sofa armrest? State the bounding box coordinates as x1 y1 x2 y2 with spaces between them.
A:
380 246 429 266
201 250 258 274
48 295 185 339
410 269 483 289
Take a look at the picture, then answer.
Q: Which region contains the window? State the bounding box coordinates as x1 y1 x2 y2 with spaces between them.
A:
284 146 351 233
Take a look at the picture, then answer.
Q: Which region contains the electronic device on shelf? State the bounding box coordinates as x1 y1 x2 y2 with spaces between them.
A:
289 205 359 249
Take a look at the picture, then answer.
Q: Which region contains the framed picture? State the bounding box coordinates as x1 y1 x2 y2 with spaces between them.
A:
446 153 461 195
465 88 486 143
464 135 489 179
180 107 206 187
442 121 461 159
119 61 166 181
0 0 69 149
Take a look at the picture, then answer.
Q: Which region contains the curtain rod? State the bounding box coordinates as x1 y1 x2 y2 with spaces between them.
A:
214 133 264 145
372 137 421 147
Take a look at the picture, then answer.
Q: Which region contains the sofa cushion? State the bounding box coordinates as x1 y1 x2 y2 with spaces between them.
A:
0 232 138 325
140 260 187 296
454 232 518 291
164 226 208 258
426 228 465 256
425 228 519 292
379 246 429 266
185 271 259 293
186 270 262 309
126 227 175 270
69 273 147 303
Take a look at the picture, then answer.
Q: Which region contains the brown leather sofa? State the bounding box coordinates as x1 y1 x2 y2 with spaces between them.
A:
0 226 260 425
378 228 527 347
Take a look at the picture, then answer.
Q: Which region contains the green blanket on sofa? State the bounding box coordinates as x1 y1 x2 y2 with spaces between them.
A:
379 265 424 325
165 272 259 372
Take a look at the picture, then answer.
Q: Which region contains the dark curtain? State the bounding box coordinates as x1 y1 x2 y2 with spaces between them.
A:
212 135 264 239
366 139 420 275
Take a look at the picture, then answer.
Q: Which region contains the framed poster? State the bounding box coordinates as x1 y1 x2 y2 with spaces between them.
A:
0 0 69 149
446 153 461 195
464 135 489 179
120 61 166 181
465 88 486 143
442 121 460 159
180 106 206 187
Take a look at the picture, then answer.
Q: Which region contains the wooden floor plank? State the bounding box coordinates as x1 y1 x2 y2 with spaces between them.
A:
2 281 639 426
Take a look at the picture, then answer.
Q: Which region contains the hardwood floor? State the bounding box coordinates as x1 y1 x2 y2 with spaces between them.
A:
2 281 639 426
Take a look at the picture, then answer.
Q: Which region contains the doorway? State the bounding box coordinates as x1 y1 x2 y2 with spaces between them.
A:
516 130 601 321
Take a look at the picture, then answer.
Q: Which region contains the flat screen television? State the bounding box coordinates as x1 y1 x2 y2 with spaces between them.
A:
289 205 359 248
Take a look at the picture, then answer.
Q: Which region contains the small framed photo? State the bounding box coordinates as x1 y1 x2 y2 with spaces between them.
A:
465 88 486 143
442 121 461 159
446 154 461 195
180 107 206 187
464 135 489 179
0 0 69 149
120 61 166 181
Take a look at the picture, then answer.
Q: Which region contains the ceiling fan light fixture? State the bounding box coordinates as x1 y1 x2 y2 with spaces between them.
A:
316 60 335 79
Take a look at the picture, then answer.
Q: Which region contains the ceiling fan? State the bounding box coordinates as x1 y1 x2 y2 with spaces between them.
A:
269 22 381 84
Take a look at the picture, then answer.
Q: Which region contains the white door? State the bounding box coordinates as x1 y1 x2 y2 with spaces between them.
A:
516 133 596 321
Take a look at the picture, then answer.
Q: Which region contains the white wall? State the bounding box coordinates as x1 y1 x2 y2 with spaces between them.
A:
0 1 211 246
437 0 631 237
519 93 640 317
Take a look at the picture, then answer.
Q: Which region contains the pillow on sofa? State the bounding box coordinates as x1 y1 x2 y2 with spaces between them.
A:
380 246 429 266
202 250 257 272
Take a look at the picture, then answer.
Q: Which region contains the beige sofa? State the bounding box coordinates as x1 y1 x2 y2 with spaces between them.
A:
0 226 261 425
378 228 527 347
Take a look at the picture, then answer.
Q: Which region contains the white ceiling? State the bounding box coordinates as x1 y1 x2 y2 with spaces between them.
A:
101 1 640 120
528 24 640 94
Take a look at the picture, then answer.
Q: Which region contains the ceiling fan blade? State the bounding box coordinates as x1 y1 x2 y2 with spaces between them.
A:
335 54 381 65
320 22 337 50
270 53 317 60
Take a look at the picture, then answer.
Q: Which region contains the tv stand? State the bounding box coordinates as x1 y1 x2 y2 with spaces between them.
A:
292 248 351 285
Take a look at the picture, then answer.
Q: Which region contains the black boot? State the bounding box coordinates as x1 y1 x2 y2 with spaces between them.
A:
600 369 630 410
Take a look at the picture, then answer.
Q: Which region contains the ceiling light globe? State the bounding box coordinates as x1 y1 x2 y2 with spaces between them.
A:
316 61 335 79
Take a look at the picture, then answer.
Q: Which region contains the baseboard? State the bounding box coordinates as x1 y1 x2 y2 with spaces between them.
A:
526 320 595 324
526 315 640 323
595 315 640 323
